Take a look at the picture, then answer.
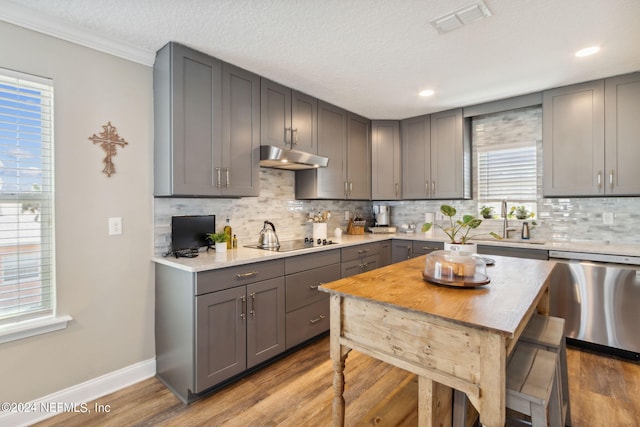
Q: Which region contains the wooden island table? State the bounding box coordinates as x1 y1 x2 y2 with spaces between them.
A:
319 254 556 427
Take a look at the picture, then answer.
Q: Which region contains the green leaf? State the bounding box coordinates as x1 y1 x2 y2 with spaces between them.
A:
421 223 433 232
440 205 456 217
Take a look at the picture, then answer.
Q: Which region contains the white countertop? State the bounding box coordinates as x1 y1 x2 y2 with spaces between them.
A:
153 233 640 273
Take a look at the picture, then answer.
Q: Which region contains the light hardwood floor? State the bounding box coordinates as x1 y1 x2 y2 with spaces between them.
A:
34 336 639 427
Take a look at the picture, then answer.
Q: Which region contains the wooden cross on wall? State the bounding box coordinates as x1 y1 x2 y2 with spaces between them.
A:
89 121 129 177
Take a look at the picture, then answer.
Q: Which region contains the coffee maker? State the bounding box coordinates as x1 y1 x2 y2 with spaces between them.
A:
372 205 390 226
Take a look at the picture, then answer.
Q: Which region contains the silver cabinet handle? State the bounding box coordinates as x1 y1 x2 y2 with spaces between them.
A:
249 292 256 317
395 183 399 197
609 170 614 191
292 128 298 145
240 295 246 320
349 182 353 195
216 167 222 188
309 314 326 324
309 283 324 290
432 181 436 196
236 271 258 279
597 171 602 190
344 181 348 197
357 248 370 254
225 167 230 188
284 127 291 146
407 246 412 259
426 180 430 197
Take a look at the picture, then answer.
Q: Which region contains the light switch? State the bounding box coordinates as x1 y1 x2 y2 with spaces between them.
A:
109 217 122 235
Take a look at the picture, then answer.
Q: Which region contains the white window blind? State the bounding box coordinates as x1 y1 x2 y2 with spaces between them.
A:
0 67 55 326
477 142 537 201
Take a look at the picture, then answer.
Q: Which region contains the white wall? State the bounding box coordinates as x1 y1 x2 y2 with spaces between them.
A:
0 21 154 403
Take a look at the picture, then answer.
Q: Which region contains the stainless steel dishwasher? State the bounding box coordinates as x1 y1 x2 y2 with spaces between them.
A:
549 250 640 360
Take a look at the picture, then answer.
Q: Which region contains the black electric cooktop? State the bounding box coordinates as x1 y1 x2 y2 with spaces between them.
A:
245 238 337 252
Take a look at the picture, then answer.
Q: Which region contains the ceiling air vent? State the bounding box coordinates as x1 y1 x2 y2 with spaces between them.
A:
431 0 492 34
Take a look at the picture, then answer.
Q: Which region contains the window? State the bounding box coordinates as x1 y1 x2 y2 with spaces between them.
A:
0 67 55 326
473 107 539 217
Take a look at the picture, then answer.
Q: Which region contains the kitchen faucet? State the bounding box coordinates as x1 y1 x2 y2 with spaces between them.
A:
501 200 515 239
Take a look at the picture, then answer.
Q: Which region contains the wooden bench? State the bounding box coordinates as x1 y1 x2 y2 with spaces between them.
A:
520 313 571 426
506 341 563 427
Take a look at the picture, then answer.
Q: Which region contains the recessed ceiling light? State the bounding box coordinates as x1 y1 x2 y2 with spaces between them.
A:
419 89 435 97
575 46 600 57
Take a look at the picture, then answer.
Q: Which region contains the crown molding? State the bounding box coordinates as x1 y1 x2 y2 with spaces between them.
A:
0 1 155 67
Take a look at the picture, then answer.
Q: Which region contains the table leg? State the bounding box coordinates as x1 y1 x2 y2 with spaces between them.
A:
478 333 506 427
418 376 453 427
330 294 349 427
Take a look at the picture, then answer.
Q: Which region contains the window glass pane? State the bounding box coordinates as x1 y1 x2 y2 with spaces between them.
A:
0 68 54 325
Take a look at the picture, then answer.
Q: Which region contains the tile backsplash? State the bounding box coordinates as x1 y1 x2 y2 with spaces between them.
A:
154 106 638 254
153 169 371 255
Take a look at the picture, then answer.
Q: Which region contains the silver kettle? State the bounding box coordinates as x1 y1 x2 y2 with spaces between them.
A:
258 220 280 249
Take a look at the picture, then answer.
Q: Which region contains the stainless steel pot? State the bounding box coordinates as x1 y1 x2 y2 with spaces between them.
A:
258 220 280 248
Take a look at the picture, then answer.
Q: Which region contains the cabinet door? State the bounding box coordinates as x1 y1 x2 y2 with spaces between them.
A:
291 90 318 153
401 115 431 199
154 42 222 196
346 113 371 200
605 73 640 195
372 121 401 200
221 63 260 196
379 240 392 267
543 80 605 196
261 78 291 148
430 108 468 199
195 286 246 392
246 277 286 368
310 101 348 199
392 240 414 263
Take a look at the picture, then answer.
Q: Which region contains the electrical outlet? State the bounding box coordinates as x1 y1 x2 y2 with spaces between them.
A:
344 211 350 221
109 217 122 235
602 212 614 225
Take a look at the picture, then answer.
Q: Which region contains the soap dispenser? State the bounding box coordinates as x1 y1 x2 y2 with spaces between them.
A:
521 222 530 240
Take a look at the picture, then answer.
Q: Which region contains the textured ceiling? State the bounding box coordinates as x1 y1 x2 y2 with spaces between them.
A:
3 0 640 119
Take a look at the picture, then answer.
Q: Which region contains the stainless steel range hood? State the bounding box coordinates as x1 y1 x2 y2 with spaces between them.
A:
259 145 329 170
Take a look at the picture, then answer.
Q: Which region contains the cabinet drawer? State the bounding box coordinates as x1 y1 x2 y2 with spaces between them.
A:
285 298 330 349
286 264 339 312
413 241 444 256
196 259 285 295
341 254 380 278
341 242 380 262
284 249 341 275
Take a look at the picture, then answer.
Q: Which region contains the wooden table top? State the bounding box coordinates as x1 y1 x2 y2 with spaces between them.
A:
319 255 556 337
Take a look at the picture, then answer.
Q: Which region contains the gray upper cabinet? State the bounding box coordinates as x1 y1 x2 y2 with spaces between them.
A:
604 72 640 196
430 108 470 199
296 101 371 199
372 120 401 200
401 109 469 200
346 112 372 200
401 115 430 199
543 73 640 197
260 79 318 153
543 80 605 196
154 42 259 197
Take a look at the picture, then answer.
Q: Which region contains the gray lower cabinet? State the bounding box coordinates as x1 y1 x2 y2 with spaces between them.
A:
392 239 414 262
284 249 340 349
372 120 401 200
156 259 285 403
379 240 392 267
392 239 443 263
341 242 380 277
154 42 259 197
296 102 371 200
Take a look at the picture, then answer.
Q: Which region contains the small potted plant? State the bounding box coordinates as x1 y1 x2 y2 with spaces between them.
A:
510 205 534 220
207 232 230 253
480 205 494 219
421 205 502 253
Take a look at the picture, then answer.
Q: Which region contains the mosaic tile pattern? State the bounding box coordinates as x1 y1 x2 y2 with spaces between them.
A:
154 106 638 254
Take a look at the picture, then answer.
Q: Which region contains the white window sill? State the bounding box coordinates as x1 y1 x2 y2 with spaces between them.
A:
0 315 73 344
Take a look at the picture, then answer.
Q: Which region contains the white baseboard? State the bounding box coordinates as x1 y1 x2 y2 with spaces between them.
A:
0 358 156 427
